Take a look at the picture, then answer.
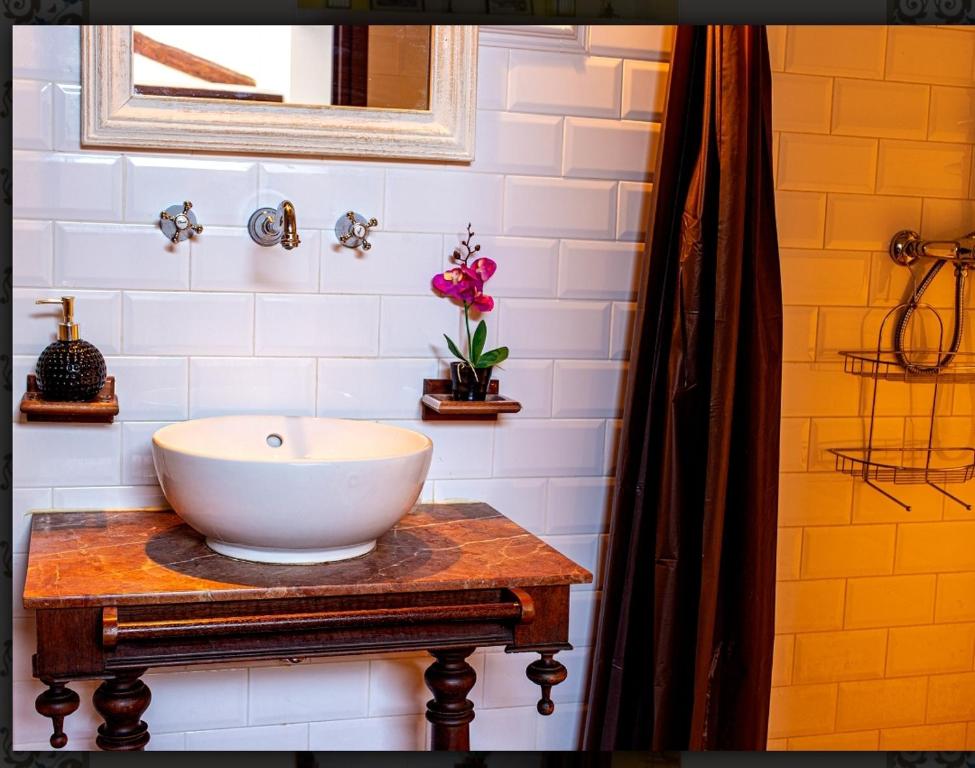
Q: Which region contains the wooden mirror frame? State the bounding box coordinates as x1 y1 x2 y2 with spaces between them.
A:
82 25 477 162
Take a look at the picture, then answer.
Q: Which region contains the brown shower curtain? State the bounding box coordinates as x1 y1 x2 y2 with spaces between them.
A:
583 26 782 751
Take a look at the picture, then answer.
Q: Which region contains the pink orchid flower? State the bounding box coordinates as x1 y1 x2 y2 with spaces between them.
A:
468 283 494 312
432 266 479 302
432 259 497 312
431 224 509 374
469 257 497 283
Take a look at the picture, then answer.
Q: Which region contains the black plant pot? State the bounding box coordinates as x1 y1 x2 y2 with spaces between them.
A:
450 362 493 401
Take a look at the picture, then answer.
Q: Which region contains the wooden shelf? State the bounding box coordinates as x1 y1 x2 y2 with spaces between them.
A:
421 378 522 421
20 374 119 423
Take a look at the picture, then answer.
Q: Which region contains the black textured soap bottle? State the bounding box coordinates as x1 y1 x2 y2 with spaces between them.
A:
34 296 107 401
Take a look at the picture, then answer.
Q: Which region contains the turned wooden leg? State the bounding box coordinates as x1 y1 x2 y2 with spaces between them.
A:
92 669 151 751
35 680 80 749
424 646 477 750
525 650 567 715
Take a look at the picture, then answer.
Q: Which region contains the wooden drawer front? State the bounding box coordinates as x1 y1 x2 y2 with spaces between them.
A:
102 589 531 669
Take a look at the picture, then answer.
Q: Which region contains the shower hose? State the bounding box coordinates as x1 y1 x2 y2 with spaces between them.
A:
893 259 968 375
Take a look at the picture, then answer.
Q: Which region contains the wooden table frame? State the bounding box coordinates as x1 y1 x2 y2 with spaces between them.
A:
23 505 591 751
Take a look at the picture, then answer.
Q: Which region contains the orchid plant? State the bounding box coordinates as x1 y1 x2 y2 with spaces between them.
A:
432 224 509 377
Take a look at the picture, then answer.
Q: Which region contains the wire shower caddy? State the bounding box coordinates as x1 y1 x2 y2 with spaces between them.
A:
828 300 975 512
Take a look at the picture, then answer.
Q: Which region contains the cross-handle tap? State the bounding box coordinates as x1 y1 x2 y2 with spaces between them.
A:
159 201 204 244
248 200 301 250
334 211 379 251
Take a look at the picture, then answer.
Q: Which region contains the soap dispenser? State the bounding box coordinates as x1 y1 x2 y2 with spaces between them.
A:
34 296 107 401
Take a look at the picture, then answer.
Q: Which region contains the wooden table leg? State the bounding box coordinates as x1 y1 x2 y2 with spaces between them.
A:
525 649 568 715
35 679 80 749
92 669 151 751
424 646 477 750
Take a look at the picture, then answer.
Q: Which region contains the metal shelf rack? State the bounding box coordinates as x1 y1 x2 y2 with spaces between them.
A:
828 303 975 512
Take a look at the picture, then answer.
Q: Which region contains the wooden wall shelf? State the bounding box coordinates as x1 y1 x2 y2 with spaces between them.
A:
421 379 522 421
20 374 119 423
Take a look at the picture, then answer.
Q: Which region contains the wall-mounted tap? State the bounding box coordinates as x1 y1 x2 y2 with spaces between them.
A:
335 211 379 251
159 201 203 244
889 227 975 375
248 200 301 250
890 229 975 266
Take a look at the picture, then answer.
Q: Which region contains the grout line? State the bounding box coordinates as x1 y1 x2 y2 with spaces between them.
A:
881 26 891 81
184 356 191 420
244 668 251 726
826 74 836 135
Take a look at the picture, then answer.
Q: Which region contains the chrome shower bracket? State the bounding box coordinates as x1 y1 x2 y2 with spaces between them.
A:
890 229 922 266
890 229 975 267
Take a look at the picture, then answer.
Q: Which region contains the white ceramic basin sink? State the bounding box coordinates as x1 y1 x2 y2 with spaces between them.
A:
151 416 433 564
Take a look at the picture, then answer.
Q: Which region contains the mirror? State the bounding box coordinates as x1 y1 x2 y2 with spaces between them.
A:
131 26 432 110
82 25 476 161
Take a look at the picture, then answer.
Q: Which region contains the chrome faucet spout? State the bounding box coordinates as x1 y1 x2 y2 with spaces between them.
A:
279 200 300 250
247 200 301 250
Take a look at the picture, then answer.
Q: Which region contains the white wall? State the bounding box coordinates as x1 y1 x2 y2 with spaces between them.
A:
11 24 669 751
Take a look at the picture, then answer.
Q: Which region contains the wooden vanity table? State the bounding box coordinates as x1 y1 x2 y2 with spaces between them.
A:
22 503 591 751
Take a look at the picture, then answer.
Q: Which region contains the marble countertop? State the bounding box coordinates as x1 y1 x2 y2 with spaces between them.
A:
23 502 592 608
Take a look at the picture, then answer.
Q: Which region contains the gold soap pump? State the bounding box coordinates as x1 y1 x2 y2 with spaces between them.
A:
34 296 107 401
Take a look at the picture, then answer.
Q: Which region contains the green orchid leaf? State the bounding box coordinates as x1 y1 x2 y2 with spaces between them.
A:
476 347 509 368
471 320 487 364
444 334 467 363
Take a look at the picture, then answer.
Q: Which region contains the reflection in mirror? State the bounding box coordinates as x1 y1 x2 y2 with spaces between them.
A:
131 25 431 110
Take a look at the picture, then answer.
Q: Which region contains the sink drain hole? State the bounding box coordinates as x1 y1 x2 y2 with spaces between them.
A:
266 433 284 448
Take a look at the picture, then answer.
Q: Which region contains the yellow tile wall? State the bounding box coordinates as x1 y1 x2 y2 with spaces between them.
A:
769 24 975 750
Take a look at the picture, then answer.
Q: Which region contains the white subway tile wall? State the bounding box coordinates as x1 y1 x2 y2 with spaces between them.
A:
621 60 669 122
769 25 975 749
188 358 317 418
52 84 81 153
191 226 321 293
616 181 653 241
11 80 53 151
14 287 122 355
11 25 667 750
12 221 53 287
503 176 617 238
124 157 260 226
557 240 643 300
506 52 622 118
471 111 564 175
258 163 385 230
13 151 124 220
54 222 190 290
